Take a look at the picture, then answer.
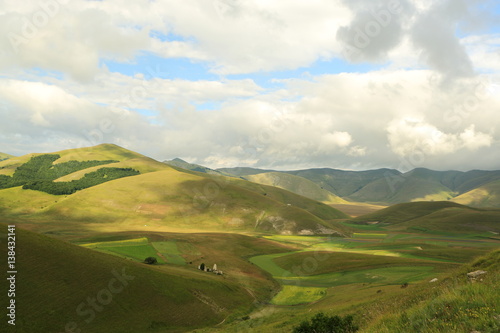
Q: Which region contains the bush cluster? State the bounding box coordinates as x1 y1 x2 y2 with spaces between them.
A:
293 312 358 333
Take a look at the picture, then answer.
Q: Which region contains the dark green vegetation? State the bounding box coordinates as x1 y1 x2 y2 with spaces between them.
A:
293 313 358 333
23 167 139 195
0 154 138 195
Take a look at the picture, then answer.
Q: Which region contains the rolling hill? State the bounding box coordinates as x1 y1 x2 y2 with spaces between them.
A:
0 144 349 236
0 224 291 333
0 152 13 161
349 201 500 233
452 179 500 208
245 172 348 204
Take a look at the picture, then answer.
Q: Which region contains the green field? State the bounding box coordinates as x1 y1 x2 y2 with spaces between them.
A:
271 285 326 305
151 241 186 265
82 237 167 264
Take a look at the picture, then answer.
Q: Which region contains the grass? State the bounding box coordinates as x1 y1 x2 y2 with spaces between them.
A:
272 251 456 277
453 179 500 208
245 172 348 204
151 241 186 265
271 286 326 305
0 224 260 333
82 237 167 263
349 201 500 234
362 249 500 333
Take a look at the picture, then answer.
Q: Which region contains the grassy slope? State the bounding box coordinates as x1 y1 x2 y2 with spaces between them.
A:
0 144 349 235
452 179 500 208
361 249 500 333
245 172 348 204
0 143 145 176
0 152 13 161
272 251 457 277
0 225 265 333
33 167 349 235
350 201 500 233
54 143 148 163
55 157 169 182
350 201 469 225
286 168 401 198
347 175 456 204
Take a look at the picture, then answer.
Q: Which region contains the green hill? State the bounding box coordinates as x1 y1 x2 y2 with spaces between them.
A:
348 173 457 204
0 225 292 333
350 201 500 233
37 168 349 236
0 144 349 236
245 172 348 204
452 179 500 208
0 152 13 161
285 168 401 198
350 201 469 225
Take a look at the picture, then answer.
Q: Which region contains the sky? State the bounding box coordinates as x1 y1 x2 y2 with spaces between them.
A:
0 0 499 171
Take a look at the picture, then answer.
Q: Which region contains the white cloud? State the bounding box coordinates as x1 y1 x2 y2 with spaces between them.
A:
0 0 499 172
387 118 492 157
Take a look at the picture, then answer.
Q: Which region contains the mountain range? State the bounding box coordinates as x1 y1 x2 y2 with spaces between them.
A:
210 165 500 208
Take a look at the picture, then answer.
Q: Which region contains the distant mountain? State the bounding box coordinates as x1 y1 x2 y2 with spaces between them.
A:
220 166 500 207
285 168 401 197
217 167 276 177
164 158 224 175
245 172 348 204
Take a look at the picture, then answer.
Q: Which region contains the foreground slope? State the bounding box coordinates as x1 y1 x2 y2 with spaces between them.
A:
362 249 500 332
0 225 265 333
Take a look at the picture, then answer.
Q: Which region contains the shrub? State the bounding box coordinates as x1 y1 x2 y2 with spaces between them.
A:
293 312 359 333
144 257 157 265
